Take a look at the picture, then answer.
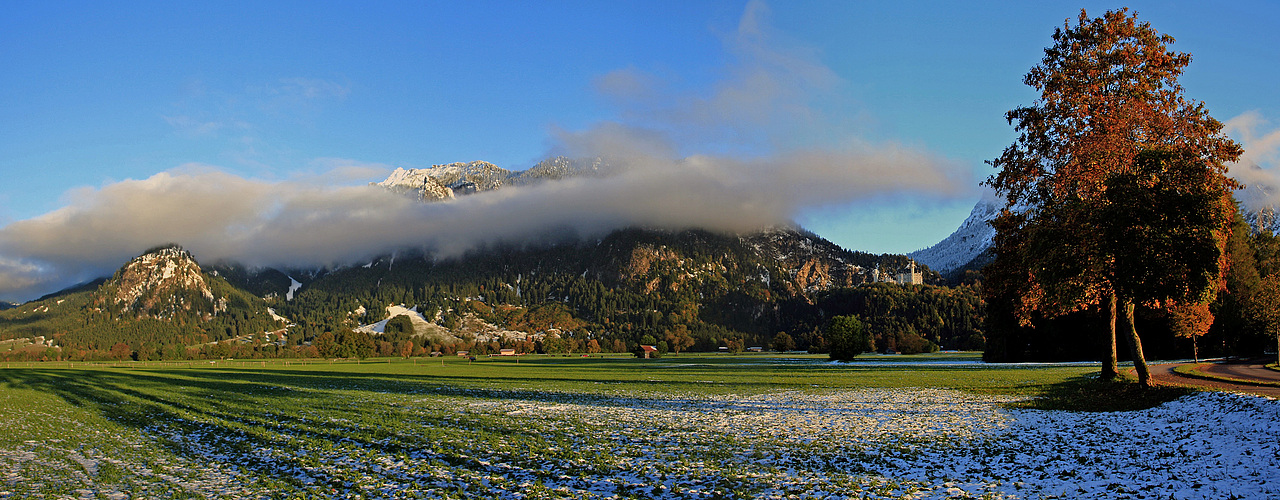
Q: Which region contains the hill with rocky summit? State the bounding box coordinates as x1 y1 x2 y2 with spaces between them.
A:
95 245 220 319
0 245 282 359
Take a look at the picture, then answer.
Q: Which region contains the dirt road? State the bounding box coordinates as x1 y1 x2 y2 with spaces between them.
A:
1149 359 1280 398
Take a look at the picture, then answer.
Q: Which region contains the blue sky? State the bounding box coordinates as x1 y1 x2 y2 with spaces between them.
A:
1 1 1278 301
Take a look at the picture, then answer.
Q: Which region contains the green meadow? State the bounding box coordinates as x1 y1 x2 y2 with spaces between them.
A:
0 354 1201 499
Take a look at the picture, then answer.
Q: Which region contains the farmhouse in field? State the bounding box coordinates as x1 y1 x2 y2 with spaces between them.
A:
639 345 658 359
499 348 517 356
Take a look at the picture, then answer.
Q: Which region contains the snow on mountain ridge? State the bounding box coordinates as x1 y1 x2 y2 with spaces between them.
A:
376 157 614 202
377 161 516 201
378 167 455 200
907 198 1001 275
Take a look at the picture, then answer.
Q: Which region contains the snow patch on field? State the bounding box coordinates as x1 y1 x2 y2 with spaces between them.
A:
445 389 1280 499
0 390 262 499
106 387 1280 498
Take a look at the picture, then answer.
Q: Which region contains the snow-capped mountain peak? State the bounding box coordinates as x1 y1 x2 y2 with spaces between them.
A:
907 197 1002 275
377 161 515 201
375 157 613 201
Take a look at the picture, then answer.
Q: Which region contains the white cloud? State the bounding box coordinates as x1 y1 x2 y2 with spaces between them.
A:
276 77 351 100
1226 111 1280 209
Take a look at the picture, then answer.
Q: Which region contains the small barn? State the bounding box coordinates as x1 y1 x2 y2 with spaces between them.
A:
639 345 658 359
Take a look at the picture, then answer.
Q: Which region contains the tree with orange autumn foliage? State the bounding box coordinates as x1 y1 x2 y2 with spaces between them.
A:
1167 302 1213 363
664 325 695 355
984 9 1242 386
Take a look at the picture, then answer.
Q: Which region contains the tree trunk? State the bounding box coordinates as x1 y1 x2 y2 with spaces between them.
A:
1122 299 1152 387
1102 292 1120 381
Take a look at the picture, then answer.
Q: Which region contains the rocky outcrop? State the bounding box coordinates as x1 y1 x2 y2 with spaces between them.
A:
377 161 514 201
376 157 615 201
742 228 864 293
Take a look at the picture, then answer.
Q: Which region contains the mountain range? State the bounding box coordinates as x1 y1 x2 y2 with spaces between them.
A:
0 157 990 360
376 157 611 201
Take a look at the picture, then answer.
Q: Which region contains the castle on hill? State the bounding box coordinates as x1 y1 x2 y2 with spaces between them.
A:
871 260 923 286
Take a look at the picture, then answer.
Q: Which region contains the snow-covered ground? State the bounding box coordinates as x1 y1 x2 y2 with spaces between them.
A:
127 388 1280 499
448 389 1280 499
973 391 1279 499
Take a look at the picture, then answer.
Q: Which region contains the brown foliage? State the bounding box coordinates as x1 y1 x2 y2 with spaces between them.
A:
983 9 1242 385
1168 301 1214 340
988 8 1241 209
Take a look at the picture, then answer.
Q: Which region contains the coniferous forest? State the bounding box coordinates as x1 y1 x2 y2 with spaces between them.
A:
0 228 985 361
3 212 1277 364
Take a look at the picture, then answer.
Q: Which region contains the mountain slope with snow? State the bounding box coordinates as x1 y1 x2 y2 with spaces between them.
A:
376 157 616 202
377 161 514 201
1243 205 1280 235
908 198 1000 275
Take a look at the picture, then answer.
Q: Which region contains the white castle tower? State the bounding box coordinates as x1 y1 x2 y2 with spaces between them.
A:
896 260 923 285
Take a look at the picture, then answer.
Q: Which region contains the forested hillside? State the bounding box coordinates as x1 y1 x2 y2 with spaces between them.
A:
0 227 987 362
276 227 969 354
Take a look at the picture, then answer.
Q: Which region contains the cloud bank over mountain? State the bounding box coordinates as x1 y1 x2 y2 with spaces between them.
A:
0 0 974 301
0 144 967 301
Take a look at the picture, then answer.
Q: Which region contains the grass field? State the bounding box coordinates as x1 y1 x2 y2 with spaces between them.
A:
1 353 1276 499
